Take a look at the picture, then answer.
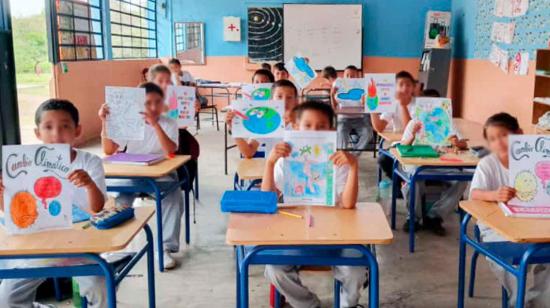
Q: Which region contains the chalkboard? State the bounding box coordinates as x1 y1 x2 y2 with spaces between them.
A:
247 7 284 63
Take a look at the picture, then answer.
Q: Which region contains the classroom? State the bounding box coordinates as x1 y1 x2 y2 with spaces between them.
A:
0 0 549 307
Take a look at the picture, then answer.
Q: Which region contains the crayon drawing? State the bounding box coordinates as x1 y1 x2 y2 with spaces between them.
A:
231 100 285 138
2 144 74 234
334 78 365 108
283 131 336 206
286 55 315 89
503 135 550 217
414 97 453 147
241 83 273 101
165 85 196 127
364 74 396 113
105 86 145 141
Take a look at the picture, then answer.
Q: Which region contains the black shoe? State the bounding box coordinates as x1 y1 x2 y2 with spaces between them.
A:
402 220 421 233
423 217 446 236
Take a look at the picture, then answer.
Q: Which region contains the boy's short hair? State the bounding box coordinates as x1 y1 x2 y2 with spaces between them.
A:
483 113 521 139
396 71 415 84
147 64 171 81
168 58 181 66
421 89 441 97
139 82 164 98
322 66 337 80
345 65 359 72
35 99 79 126
252 69 275 83
272 79 298 97
293 101 335 128
273 62 288 72
261 63 272 71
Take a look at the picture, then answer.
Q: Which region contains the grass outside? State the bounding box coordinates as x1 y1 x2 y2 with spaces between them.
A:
16 72 52 86
16 73 52 144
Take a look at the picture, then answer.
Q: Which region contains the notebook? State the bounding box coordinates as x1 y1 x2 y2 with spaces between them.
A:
396 145 440 158
104 153 165 166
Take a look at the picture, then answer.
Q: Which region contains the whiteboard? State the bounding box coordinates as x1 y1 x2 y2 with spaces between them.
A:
283 4 363 71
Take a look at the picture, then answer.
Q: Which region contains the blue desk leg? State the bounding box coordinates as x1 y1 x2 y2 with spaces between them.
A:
185 187 190 244
236 246 243 308
408 171 417 253
361 246 380 308
457 214 470 308
144 224 156 308
390 158 399 230
89 255 116 308
146 179 165 272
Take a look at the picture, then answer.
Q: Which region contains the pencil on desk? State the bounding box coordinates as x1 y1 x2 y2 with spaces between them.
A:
279 210 303 219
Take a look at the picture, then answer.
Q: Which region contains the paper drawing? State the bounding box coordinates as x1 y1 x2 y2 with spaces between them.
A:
105 86 145 141
334 78 365 108
495 0 529 17
364 74 396 113
489 44 509 73
491 22 515 44
241 83 273 101
512 52 529 76
2 144 74 234
414 97 454 147
165 85 196 127
230 100 285 138
424 11 451 49
283 131 337 206
286 55 316 89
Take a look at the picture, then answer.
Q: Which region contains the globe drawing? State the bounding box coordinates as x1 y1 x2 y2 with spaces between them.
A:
243 107 282 134
420 107 451 144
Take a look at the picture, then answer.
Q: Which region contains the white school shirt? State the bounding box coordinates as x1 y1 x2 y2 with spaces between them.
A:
273 157 350 206
113 116 179 155
380 100 415 132
71 149 108 210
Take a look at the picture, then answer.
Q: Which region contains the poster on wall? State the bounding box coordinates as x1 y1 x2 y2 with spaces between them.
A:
495 0 529 17
512 52 530 75
424 11 451 49
223 16 241 42
2 144 74 235
165 85 196 127
500 135 550 217
491 22 516 44
489 44 510 73
247 7 284 63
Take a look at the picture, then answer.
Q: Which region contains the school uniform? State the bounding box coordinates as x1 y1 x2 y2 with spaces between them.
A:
264 159 368 308
470 154 550 307
0 150 108 308
399 120 469 222
109 116 184 252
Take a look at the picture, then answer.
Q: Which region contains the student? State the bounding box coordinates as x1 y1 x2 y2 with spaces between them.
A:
331 65 373 154
168 58 196 86
0 99 108 308
262 101 367 308
147 64 172 93
373 71 416 180
252 69 275 84
470 113 550 306
261 62 272 72
321 65 338 87
226 80 299 158
98 82 183 270
398 90 468 235
273 62 290 81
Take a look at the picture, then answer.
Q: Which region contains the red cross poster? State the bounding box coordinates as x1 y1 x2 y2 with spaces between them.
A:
224 17 241 42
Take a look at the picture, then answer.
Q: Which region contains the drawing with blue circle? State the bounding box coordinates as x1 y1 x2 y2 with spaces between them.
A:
419 106 451 145
242 106 282 135
337 88 365 101
48 200 61 216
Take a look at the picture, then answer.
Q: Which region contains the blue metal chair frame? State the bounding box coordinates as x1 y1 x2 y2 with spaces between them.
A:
106 166 191 272
0 225 155 308
376 138 396 184
390 161 476 253
233 152 265 191
457 213 550 308
234 245 379 308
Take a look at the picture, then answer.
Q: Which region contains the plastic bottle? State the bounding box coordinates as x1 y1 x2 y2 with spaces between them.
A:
377 179 392 210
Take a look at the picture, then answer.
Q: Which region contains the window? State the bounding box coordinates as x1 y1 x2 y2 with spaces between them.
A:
54 0 104 61
174 22 204 64
110 0 157 59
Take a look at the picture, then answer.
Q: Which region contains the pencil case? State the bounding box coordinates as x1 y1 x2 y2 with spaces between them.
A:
220 191 278 214
90 205 135 230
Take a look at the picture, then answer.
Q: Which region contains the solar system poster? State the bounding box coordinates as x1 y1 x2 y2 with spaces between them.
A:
247 7 284 63
501 135 550 217
230 100 285 139
2 144 74 234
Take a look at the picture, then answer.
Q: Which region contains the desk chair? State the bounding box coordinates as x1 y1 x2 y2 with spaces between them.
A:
177 129 200 223
233 150 265 191
302 88 331 104
196 95 220 131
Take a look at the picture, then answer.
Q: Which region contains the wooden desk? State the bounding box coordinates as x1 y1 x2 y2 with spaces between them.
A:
390 148 480 167
103 155 191 178
236 158 266 181
460 200 550 243
377 131 403 144
453 118 485 147
227 203 393 246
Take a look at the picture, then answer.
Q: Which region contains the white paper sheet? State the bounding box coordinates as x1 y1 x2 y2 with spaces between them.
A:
105 86 146 141
286 55 316 89
241 83 273 101
165 85 196 127
364 74 397 113
491 22 515 44
489 44 510 73
334 78 365 108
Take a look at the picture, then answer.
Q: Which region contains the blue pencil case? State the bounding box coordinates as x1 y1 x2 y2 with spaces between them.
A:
90 205 135 230
220 191 278 214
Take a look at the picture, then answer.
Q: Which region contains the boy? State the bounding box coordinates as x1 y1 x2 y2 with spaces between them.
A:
273 62 290 81
168 58 196 86
0 99 108 307
252 69 275 84
147 64 172 93
262 101 367 308
261 62 272 72
99 82 183 269
331 65 373 154
321 65 338 88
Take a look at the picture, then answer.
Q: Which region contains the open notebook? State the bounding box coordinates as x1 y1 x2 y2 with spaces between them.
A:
104 153 165 166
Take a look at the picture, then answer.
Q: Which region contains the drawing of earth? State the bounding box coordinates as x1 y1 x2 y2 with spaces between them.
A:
243 106 282 134
420 107 451 144
250 88 271 100
514 170 538 202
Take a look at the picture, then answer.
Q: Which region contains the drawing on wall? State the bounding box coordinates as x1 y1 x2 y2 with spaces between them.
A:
165 85 196 127
248 7 284 63
502 135 550 217
2 144 74 235
334 78 365 108
241 83 273 101
105 86 146 141
230 100 285 138
286 55 316 89
491 22 516 44
283 131 337 206
489 44 510 73
424 11 451 49
414 97 453 146
364 74 396 113
512 52 530 75
495 0 529 17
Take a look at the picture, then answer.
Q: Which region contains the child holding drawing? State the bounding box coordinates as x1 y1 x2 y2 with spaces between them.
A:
261 101 367 308
98 82 183 270
0 99 108 308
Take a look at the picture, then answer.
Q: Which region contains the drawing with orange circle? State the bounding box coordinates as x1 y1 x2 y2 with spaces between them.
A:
10 191 38 228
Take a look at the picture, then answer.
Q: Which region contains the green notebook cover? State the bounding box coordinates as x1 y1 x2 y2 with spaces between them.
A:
396 145 440 158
